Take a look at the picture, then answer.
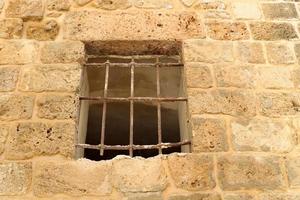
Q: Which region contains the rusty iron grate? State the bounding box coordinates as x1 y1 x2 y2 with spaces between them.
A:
77 55 191 157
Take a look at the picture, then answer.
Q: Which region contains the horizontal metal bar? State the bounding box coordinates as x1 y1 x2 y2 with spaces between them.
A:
79 96 188 102
85 63 183 67
76 140 191 151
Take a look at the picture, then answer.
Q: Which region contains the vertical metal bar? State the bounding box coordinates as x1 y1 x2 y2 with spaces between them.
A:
129 59 135 157
156 57 162 154
100 61 110 156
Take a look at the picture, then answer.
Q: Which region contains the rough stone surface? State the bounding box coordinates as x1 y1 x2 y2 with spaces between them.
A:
112 157 167 192
5 0 44 20
33 159 112 197
181 0 196 7
133 0 172 9
19 64 81 92
125 192 163 200
194 1 226 10
168 154 215 191
0 94 34 121
223 193 255 200
266 43 295 64
73 0 92 6
185 63 213 88
231 119 296 153
0 18 23 39
0 66 19 91
184 40 233 63
93 0 132 10
64 11 205 40
236 42 265 64
0 125 9 154
286 156 300 188
257 67 294 89
41 41 85 63
262 3 298 20
0 40 38 65
293 43 300 64
5 122 75 159
0 0 4 13
168 193 221 200
256 193 300 200
206 22 249 40
37 95 77 120
26 20 59 41
250 22 298 41
218 155 285 190
188 89 256 117
232 2 261 19
47 0 70 11
191 117 228 152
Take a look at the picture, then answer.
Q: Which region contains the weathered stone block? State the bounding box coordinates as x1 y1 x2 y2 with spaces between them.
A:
93 0 131 10
250 22 298 41
74 0 92 6
266 43 295 64
5 122 75 159
0 18 23 39
181 0 196 7
286 156 300 188
0 125 9 154
168 193 221 200
0 0 4 13
218 155 285 190
206 22 249 40
5 0 44 20
37 95 77 120
214 65 256 88
192 117 228 152
236 42 265 64
0 94 34 121
33 159 112 197
125 192 163 200
257 193 300 200
188 89 256 117
41 41 85 63
26 20 59 41
19 64 81 92
204 10 231 19
0 40 38 65
64 11 205 40
262 3 298 20
186 63 213 88
168 154 215 191
194 1 226 10
112 157 167 192
232 2 261 19
47 0 70 11
0 162 32 195
133 0 171 9
231 119 296 153
223 193 255 200
293 43 300 64
257 67 294 89
183 40 233 63
0 66 19 91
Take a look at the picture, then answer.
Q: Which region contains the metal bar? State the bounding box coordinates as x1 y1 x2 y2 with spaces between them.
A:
129 60 135 157
76 140 191 150
85 63 183 68
79 96 187 102
156 58 162 154
99 62 110 156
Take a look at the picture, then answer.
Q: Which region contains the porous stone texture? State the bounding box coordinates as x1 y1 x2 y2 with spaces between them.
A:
93 0 132 10
236 42 265 64
185 63 213 88
5 122 75 159
47 0 71 11
0 125 9 154
125 192 163 200
265 43 295 64
191 117 228 152
206 22 249 40
33 159 112 197
26 20 59 41
0 66 19 91
218 155 285 190
168 193 221 200
0 18 23 39
286 156 300 188
0 162 32 195
168 154 215 191
294 43 300 64
5 0 44 20
262 3 298 20
223 193 255 200
256 193 300 200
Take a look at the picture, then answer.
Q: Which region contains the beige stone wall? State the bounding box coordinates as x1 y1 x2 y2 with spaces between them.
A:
0 0 300 199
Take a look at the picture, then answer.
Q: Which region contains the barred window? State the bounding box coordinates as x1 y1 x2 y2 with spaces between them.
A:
76 41 191 161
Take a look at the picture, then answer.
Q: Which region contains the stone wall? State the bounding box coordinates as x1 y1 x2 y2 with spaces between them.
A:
0 0 300 199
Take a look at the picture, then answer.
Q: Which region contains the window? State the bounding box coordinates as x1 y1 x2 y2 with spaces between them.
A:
76 41 191 161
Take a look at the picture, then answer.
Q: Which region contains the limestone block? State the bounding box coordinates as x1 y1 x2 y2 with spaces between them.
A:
286 156 300 188
74 0 92 6
0 40 38 65
293 43 300 64
125 192 163 200
204 10 231 19
37 95 77 120
47 0 71 11
168 193 221 200
250 22 298 40
168 154 215 191
133 0 172 9
64 11 205 41
0 66 19 91
265 43 295 64
236 42 265 64
181 0 196 7
112 157 167 192
214 65 256 88
217 155 285 190
0 18 23 39
206 22 249 40
19 64 81 92
194 1 226 10
0 94 34 121
0 125 9 154
33 159 112 197
5 122 75 159
183 40 233 63
191 117 228 152
0 0 4 13
257 193 300 200
262 3 298 20
26 20 59 41
185 63 213 88
93 0 131 10
232 2 261 19
231 119 296 153
223 193 255 200
5 0 44 20
257 67 294 89
0 162 32 195
188 89 256 117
